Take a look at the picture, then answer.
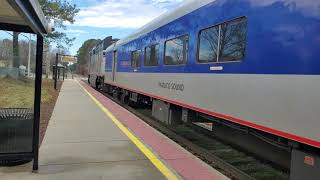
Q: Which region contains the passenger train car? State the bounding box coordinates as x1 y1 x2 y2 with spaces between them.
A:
90 0 320 176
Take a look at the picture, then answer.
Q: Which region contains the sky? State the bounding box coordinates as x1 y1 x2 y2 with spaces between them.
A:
63 0 185 55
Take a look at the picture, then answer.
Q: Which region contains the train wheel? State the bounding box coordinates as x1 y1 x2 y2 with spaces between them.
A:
129 100 140 108
112 89 118 99
95 77 102 89
120 94 129 104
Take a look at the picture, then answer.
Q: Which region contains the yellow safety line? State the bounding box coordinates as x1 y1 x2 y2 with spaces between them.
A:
77 81 179 180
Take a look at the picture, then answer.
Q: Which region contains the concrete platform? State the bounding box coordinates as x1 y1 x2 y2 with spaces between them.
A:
0 80 164 180
0 80 229 180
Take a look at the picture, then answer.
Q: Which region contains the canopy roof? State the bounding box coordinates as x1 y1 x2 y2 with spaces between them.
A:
0 0 50 34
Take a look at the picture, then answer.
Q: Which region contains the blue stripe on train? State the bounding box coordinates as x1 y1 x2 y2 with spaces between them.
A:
105 0 320 75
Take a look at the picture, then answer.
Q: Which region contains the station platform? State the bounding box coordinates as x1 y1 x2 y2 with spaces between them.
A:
0 80 228 180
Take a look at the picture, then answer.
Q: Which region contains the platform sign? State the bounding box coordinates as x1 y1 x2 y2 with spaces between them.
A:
61 56 77 63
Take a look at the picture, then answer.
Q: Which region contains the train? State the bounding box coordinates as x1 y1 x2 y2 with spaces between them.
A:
88 36 118 86
89 0 320 178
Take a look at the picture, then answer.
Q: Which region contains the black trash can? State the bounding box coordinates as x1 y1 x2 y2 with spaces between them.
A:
0 108 34 166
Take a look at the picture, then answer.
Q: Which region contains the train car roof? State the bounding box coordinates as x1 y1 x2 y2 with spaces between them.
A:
105 0 215 52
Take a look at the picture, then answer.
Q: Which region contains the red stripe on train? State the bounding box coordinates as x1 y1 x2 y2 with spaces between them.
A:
105 81 320 148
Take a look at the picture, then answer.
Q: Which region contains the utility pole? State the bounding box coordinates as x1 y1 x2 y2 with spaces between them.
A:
7 31 33 76
45 45 50 78
54 53 58 90
27 33 31 76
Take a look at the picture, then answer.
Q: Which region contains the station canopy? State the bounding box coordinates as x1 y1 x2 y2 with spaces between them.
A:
0 0 50 34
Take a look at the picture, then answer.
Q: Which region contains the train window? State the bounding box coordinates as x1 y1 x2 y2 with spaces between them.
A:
198 17 247 63
144 44 159 66
219 17 247 62
164 35 188 65
131 50 141 68
198 25 219 63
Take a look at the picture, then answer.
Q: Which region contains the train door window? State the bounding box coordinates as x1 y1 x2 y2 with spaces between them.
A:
164 35 189 65
198 17 247 63
131 50 141 68
144 44 159 66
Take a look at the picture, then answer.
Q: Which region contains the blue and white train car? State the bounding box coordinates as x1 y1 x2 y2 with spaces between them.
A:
101 0 320 163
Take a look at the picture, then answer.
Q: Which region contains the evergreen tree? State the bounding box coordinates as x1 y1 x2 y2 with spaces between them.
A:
76 39 101 75
39 0 79 48
12 0 79 68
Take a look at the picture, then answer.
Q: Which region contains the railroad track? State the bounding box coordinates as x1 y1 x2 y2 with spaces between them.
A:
95 87 289 180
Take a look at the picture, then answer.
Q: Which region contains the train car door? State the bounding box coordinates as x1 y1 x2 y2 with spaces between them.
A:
101 51 106 76
112 51 117 81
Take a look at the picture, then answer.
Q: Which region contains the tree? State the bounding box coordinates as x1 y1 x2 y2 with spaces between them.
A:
10 0 79 71
0 39 13 67
76 39 100 75
39 0 79 48
39 0 79 77
12 32 20 68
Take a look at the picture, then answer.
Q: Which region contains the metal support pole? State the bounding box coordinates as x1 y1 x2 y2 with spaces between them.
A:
63 68 65 81
54 53 58 90
32 34 43 172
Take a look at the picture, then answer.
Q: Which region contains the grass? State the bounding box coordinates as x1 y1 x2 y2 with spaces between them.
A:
0 77 56 108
